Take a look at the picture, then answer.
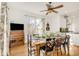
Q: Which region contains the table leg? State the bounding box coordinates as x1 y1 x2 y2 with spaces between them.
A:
36 44 40 56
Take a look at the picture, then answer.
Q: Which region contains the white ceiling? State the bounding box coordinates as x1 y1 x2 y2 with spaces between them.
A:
8 2 79 16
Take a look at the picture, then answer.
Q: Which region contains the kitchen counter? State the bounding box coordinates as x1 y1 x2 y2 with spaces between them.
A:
62 31 79 46
70 33 79 46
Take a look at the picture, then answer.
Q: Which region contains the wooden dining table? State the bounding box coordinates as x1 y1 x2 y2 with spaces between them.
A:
32 40 46 56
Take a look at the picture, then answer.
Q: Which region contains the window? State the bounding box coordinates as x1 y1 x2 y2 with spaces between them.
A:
26 16 43 35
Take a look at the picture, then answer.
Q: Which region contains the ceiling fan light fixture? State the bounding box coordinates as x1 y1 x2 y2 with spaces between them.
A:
49 2 52 4
40 2 64 15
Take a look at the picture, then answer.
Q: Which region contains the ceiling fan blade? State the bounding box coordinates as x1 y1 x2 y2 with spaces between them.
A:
53 4 63 9
46 10 52 15
40 10 48 12
52 10 58 13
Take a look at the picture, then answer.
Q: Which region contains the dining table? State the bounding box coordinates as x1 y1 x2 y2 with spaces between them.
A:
31 35 67 56
32 40 46 56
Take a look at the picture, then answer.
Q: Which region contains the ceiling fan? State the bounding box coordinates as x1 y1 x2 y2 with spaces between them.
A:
40 2 64 15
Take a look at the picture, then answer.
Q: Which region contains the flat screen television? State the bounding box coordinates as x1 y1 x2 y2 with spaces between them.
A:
10 23 24 30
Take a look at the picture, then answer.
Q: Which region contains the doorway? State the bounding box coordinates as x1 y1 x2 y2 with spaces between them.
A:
9 23 28 56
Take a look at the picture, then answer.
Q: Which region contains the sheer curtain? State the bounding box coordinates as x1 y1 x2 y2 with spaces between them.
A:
26 15 43 35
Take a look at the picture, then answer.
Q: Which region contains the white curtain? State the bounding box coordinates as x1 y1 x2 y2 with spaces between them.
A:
25 15 43 35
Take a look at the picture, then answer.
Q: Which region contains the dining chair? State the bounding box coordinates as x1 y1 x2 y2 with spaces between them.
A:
62 35 70 55
54 37 62 56
40 38 54 56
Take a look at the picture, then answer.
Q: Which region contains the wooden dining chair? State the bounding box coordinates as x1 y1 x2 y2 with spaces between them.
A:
40 38 54 56
54 37 62 56
62 35 70 55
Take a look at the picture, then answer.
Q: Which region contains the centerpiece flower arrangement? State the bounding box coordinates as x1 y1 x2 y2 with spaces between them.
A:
33 32 60 39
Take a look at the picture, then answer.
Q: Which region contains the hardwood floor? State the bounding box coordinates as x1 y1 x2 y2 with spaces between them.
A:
9 44 28 56
46 45 79 56
9 44 79 56
70 45 79 56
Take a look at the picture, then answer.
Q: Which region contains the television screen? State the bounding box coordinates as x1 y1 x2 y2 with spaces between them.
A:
10 23 24 30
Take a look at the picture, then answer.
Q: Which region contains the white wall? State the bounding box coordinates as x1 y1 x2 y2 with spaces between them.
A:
44 14 61 33
73 17 79 32
59 15 66 28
